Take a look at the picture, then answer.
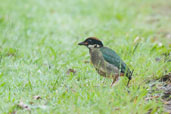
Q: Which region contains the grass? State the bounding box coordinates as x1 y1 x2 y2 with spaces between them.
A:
0 0 170 113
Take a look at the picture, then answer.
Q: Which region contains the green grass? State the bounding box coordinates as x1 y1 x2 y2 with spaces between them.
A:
0 0 170 113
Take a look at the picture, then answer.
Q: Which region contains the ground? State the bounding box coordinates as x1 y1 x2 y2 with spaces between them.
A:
0 0 171 113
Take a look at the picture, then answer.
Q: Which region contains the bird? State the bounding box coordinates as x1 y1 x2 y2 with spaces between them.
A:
78 37 133 86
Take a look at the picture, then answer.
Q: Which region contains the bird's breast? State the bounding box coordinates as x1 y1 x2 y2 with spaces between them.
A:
89 48 120 77
89 49 105 68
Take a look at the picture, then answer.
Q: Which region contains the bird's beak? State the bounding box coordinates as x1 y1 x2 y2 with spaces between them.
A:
78 41 88 46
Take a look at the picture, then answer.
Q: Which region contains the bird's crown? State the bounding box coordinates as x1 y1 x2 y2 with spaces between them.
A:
78 37 103 48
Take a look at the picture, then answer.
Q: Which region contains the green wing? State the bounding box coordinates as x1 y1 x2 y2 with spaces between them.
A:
100 47 127 73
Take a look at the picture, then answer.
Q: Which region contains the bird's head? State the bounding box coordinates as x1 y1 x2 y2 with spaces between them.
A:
78 37 103 49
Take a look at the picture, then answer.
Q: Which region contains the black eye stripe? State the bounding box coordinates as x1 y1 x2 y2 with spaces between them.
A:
88 39 92 42
84 38 103 47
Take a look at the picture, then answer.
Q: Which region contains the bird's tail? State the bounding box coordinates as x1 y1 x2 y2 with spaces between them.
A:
126 69 134 87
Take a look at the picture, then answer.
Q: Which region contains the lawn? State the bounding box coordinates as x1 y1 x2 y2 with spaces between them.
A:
0 0 170 113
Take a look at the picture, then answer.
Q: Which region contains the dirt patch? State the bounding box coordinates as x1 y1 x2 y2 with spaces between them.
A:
160 73 171 113
147 73 171 113
147 1 171 46
151 1 171 16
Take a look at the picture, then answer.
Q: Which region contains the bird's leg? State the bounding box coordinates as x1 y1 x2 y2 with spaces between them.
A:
111 75 119 87
111 78 117 87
